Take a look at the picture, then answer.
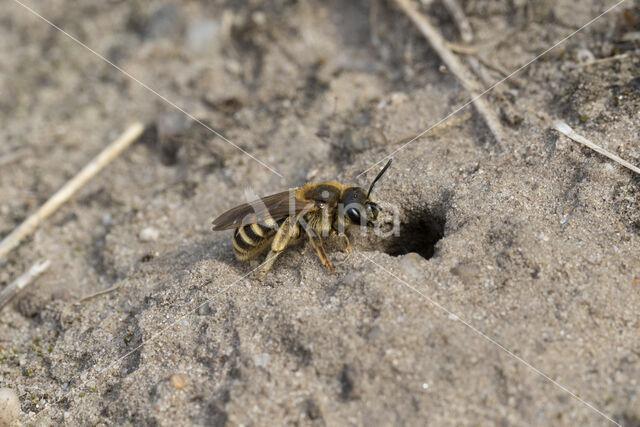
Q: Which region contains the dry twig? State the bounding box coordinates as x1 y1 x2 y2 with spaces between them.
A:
78 281 123 303
393 0 505 143
0 259 51 310
0 122 145 260
444 29 515 55
581 52 631 67
554 120 640 176
440 1 513 101
441 0 473 43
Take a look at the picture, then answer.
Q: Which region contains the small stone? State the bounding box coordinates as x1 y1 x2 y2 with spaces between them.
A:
225 59 242 75
253 353 270 367
251 11 266 26
389 92 408 105
575 48 595 64
101 213 112 226
614 371 628 384
139 227 159 242
157 111 190 139
0 388 21 426
399 253 423 279
170 374 187 390
186 19 221 53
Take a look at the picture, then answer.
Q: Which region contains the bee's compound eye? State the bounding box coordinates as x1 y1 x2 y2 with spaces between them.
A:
347 207 361 223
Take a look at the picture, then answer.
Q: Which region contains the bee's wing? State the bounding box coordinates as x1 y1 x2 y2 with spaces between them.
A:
211 190 317 231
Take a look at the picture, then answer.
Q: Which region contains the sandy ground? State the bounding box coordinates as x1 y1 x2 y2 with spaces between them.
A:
1 0 639 425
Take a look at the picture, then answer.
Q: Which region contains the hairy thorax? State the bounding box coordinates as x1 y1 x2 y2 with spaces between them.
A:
303 208 335 237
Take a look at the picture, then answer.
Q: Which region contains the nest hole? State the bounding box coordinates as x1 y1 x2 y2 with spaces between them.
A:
384 211 446 260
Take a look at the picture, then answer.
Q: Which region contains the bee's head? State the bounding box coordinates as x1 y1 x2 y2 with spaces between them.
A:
341 159 391 227
342 187 381 227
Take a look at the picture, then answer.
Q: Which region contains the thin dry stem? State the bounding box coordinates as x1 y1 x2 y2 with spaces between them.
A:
554 120 640 175
444 30 515 55
581 52 630 67
393 0 505 143
0 259 51 310
441 0 473 43
0 122 145 260
78 282 123 303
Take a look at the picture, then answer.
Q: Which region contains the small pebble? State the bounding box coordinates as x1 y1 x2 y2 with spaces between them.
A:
614 371 627 384
575 48 595 64
170 374 187 390
139 227 159 242
225 59 242 75
254 353 270 367
251 11 266 26
157 111 190 139
0 388 20 426
389 92 408 105
101 213 112 226
187 19 221 53
398 253 423 279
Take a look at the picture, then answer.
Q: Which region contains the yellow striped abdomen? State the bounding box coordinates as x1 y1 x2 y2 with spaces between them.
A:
232 223 276 260
232 218 307 261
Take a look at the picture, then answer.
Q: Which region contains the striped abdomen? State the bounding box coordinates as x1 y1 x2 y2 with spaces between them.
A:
232 215 316 260
232 222 277 260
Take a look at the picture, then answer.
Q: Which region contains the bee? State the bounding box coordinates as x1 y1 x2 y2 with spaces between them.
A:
212 159 392 279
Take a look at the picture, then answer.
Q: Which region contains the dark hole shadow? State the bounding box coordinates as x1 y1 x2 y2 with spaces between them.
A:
384 211 446 260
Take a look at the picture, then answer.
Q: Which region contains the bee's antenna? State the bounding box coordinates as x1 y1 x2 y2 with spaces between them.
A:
367 158 392 198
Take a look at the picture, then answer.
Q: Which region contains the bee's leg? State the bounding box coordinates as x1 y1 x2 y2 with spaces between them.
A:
341 234 352 253
332 215 352 253
254 217 297 280
254 251 279 280
306 230 334 274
